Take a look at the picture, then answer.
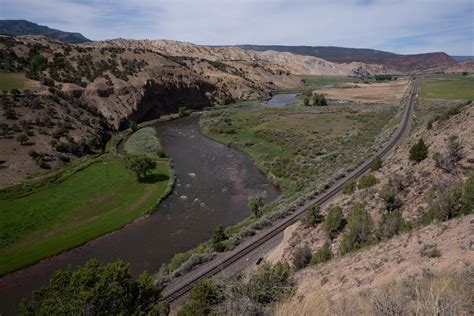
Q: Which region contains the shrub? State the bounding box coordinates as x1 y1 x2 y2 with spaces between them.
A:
377 209 404 240
246 261 293 305
125 155 157 181
129 120 138 131
370 156 383 171
342 179 356 195
179 279 223 316
409 138 428 162
248 192 266 218
435 135 464 173
420 244 441 258
323 206 344 239
303 97 310 106
303 204 323 226
358 174 378 189
427 119 433 130
292 244 312 270
379 184 402 212
212 225 227 252
313 93 327 106
310 242 332 265
178 106 187 117
338 203 375 255
18 259 168 315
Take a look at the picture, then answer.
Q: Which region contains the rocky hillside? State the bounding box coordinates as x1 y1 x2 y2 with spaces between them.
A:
0 35 302 186
264 103 474 314
235 45 456 72
87 39 398 76
0 20 90 44
425 60 474 73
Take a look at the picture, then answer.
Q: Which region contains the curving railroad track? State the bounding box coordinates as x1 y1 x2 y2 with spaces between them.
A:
162 78 419 303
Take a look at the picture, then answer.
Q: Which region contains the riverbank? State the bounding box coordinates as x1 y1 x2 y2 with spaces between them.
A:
0 154 172 276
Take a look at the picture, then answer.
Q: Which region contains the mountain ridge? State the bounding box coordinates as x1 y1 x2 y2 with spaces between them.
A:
222 44 456 72
0 20 90 44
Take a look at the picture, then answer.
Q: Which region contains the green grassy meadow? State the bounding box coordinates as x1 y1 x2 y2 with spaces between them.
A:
420 74 474 101
0 72 27 91
200 103 398 196
0 155 171 275
301 76 361 86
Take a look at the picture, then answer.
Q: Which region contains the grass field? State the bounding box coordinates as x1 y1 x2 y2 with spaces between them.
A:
0 72 26 91
0 155 172 275
124 127 162 156
301 76 360 86
201 103 398 196
420 74 474 101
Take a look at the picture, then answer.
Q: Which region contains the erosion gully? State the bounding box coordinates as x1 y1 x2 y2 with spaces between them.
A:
0 94 295 315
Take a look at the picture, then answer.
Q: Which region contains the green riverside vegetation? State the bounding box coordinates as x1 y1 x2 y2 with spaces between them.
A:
0 125 173 276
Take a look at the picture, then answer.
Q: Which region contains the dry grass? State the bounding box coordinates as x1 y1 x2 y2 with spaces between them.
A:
316 80 409 104
275 267 474 316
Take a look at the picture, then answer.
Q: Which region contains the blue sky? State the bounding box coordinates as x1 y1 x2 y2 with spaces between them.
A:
1 0 473 55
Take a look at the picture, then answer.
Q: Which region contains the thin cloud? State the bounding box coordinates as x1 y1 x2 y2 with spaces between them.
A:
0 0 472 55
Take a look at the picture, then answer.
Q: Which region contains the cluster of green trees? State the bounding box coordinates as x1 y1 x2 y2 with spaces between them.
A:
19 259 169 315
303 93 328 106
125 155 157 181
179 261 293 315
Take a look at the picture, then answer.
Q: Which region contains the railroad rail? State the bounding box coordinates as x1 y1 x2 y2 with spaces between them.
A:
163 78 419 303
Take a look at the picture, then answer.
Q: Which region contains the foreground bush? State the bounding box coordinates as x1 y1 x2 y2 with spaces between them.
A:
421 174 473 224
303 205 323 226
310 242 332 265
342 179 356 195
292 244 312 270
323 206 344 239
19 259 168 315
409 138 428 162
338 203 375 255
357 174 378 189
180 261 293 315
178 279 223 316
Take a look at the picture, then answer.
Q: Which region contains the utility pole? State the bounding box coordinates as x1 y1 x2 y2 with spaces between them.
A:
104 162 109 180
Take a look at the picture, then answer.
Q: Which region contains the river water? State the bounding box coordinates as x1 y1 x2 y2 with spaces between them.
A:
0 94 297 315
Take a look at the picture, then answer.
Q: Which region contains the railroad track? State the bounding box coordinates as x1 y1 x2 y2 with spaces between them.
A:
163 78 419 303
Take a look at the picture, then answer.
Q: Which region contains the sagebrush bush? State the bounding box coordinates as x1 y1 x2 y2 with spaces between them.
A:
303 205 323 226
338 203 375 255
377 209 404 240
310 242 332 265
421 174 473 224
292 244 312 270
323 206 344 239
370 156 383 171
178 278 223 316
409 138 428 162
379 183 402 212
342 179 356 195
357 174 378 189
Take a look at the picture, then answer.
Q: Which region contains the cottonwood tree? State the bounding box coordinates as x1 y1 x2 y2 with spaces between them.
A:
126 155 156 181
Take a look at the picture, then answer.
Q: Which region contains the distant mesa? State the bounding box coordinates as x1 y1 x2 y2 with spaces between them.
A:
231 45 457 72
0 19 90 44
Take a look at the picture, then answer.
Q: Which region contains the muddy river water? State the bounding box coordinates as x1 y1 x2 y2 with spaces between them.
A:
0 95 296 314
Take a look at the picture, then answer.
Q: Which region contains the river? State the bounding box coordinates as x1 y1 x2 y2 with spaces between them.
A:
0 94 297 315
